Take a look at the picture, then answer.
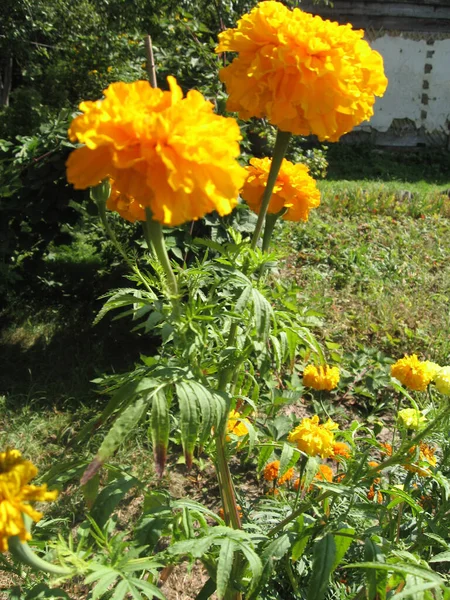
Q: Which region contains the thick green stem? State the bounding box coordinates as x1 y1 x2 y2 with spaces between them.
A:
216 430 242 530
9 536 71 576
250 129 291 250
145 209 178 298
261 213 278 253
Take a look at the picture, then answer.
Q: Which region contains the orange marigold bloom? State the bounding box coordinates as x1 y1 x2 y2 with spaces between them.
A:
106 180 146 222
391 354 436 391
332 442 351 459
264 460 280 481
0 450 58 552
241 157 320 222
216 1 387 141
368 461 381 484
288 415 338 458
405 443 437 477
278 467 294 485
380 442 392 456
367 485 383 503
314 464 333 483
303 364 340 391
66 77 246 226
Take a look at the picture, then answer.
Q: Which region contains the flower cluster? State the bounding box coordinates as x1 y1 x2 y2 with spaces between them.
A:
391 355 439 391
216 0 387 141
288 415 338 458
263 460 294 485
404 443 437 477
303 364 340 391
397 408 426 430
241 157 320 222
67 77 247 226
0 450 58 552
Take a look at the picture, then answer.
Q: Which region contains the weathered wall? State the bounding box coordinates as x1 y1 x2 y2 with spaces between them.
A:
301 0 450 146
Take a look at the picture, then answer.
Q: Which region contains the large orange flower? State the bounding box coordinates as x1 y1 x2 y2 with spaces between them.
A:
67 77 247 226
241 157 320 221
216 1 387 141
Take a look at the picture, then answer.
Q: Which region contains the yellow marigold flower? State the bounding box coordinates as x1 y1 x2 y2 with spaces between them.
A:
241 157 320 222
435 366 450 396
303 364 340 391
332 442 351 459
0 450 58 552
404 443 437 477
425 361 442 381
227 410 250 438
66 77 246 226
216 1 387 141
106 180 146 222
391 354 435 391
397 408 426 430
288 415 338 458
314 464 333 483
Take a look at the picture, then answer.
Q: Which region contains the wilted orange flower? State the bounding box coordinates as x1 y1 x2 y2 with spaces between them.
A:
0 450 58 552
332 442 351 459
67 77 246 226
241 157 320 222
391 354 436 391
288 415 338 458
405 443 437 477
303 364 340 391
106 180 146 222
216 1 387 141
367 485 383 503
227 410 250 438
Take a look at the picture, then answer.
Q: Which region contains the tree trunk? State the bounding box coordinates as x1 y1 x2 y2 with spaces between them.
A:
0 56 13 107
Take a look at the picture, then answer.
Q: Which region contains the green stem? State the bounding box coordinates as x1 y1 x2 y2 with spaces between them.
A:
268 490 334 538
9 537 71 576
145 208 178 298
250 129 291 250
261 213 278 253
216 429 242 530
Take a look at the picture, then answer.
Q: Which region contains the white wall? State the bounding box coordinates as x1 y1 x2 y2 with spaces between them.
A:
359 34 450 140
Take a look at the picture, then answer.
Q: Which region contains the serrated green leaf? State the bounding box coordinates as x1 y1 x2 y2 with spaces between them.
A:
97 396 148 463
258 445 274 473
279 443 299 479
90 475 138 530
176 382 200 468
151 390 170 477
216 538 236 599
110 579 129 600
131 577 166 599
429 551 450 563
307 534 336 600
252 288 273 340
91 572 119 599
333 527 355 570
270 335 282 371
235 284 252 314
292 534 310 562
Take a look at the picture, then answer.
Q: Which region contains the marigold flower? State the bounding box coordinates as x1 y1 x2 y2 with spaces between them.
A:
391 354 435 391
367 485 383 503
106 180 146 222
425 361 442 380
332 442 351 459
216 1 387 141
404 443 437 477
0 450 58 552
278 466 294 485
397 408 426 430
303 364 340 391
380 442 392 456
435 366 450 396
227 410 250 438
241 157 320 222
66 77 246 226
314 464 333 483
288 415 338 458
368 461 381 484
264 460 280 481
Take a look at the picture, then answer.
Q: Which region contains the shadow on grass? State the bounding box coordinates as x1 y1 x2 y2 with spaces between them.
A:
0 291 157 413
326 144 450 184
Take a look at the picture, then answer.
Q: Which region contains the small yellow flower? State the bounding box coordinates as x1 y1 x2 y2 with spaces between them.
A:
107 66 113 73
391 354 435 391
216 1 387 141
241 157 320 222
0 450 58 552
66 77 246 226
227 410 250 438
435 366 450 396
397 408 426 430
303 364 340 391
288 415 338 458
